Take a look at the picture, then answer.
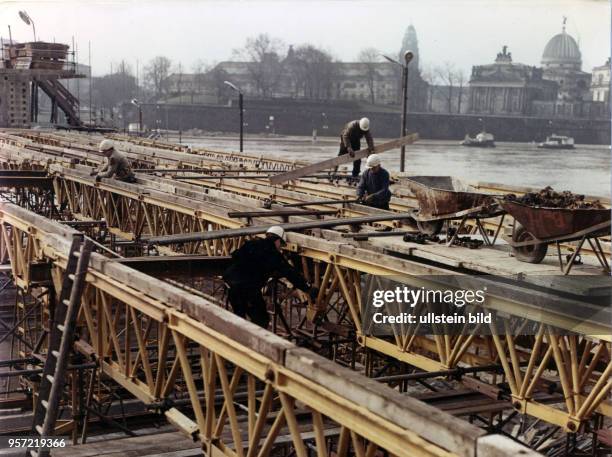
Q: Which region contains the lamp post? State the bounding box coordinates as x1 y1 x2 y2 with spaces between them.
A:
131 99 142 135
165 105 169 140
18 11 36 42
382 51 414 172
224 81 244 152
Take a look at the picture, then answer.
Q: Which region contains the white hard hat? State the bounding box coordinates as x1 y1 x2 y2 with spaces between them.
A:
359 117 370 131
366 154 381 167
99 139 114 152
266 226 287 242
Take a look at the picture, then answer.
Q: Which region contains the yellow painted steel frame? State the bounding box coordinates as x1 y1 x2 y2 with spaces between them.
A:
0 202 503 457
1 144 611 433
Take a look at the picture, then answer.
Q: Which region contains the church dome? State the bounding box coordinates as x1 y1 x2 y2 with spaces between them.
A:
541 30 581 66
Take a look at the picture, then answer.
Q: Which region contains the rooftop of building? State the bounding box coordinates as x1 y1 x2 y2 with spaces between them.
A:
541 22 581 65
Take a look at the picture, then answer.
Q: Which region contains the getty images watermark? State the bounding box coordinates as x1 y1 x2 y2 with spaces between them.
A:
361 274 610 337
370 285 491 325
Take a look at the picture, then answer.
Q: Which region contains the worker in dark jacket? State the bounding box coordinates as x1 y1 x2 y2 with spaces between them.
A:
91 139 136 183
356 154 391 210
223 226 318 329
337 118 375 177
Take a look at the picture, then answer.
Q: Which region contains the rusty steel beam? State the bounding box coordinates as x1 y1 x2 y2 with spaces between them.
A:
146 212 414 245
112 255 231 277
227 209 338 218
0 170 48 176
174 173 354 180
281 198 361 207
0 176 54 189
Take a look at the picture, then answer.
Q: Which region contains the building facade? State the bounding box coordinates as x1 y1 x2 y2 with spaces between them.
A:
540 23 591 102
167 26 429 108
208 59 402 105
591 58 610 103
468 46 557 115
468 20 607 120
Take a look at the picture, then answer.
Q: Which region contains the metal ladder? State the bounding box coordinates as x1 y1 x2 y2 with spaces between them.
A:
30 235 93 457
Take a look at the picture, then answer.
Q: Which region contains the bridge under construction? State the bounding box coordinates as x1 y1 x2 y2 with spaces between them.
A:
0 130 609 457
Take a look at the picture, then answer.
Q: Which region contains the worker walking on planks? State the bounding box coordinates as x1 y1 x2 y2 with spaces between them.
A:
337 118 375 177
356 154 391 210
223 226 318 329
91 139 137 183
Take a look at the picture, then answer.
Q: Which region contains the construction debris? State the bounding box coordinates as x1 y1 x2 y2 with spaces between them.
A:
505 186 605 209
444 232 484 249
403 232 441 244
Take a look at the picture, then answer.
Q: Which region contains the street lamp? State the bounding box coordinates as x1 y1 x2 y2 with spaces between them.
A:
131 98 142 135
224 80 244 152
382 51 414 172
18 11 36 42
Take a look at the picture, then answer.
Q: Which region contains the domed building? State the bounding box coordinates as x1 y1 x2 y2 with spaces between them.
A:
468 46 557 115
540 20 591 102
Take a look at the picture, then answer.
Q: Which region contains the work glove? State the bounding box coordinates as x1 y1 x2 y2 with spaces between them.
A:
89 170 97 176
95 175 102 182
357 196 365 204
308 286 319 301
347 147 355 158
364 194 373 203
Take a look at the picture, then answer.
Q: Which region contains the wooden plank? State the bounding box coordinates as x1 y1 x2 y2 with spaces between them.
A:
285 347 483 457
477 435 541 457
269 133 419 185
56 431 198 457
372 237 611 296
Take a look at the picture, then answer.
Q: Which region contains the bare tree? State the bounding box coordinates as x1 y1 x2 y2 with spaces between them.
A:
289 45 335 100
191 59 208 103
173 62 185 101
455 70 467 114
144 56 172 99
91 60 137 111
358 48 380 104
435 62 458 113
234 34 286 97
207 64 230 103
420 65 439 112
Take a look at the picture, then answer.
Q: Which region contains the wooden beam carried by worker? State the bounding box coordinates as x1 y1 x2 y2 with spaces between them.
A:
268 133 419 185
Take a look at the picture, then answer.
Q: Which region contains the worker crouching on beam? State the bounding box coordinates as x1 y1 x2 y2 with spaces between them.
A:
337 117 375 177
223 226 318 329
91 139 137 183
356 154 391 210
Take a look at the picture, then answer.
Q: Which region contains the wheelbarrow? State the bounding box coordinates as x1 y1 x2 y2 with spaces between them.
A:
497 199 611 274
404 176 504 246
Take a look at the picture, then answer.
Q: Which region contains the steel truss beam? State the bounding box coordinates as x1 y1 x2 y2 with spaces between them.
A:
1 132 610 435
0 202 539 457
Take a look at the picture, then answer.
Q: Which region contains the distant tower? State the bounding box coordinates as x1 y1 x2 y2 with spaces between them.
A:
397 24 427 111
399 24 420 70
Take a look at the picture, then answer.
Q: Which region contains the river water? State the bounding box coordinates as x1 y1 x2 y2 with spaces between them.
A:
182 135 611 198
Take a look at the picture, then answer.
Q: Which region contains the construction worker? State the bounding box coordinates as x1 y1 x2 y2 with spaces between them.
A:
337 117 375 177
91 139 136 183
356 154 391 210
223 226 318 329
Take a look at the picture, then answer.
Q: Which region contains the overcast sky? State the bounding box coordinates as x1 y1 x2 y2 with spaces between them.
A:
1 0 610 77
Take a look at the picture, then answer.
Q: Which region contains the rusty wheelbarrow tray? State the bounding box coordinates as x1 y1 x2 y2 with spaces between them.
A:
404 176 504 244
497 199 611 274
